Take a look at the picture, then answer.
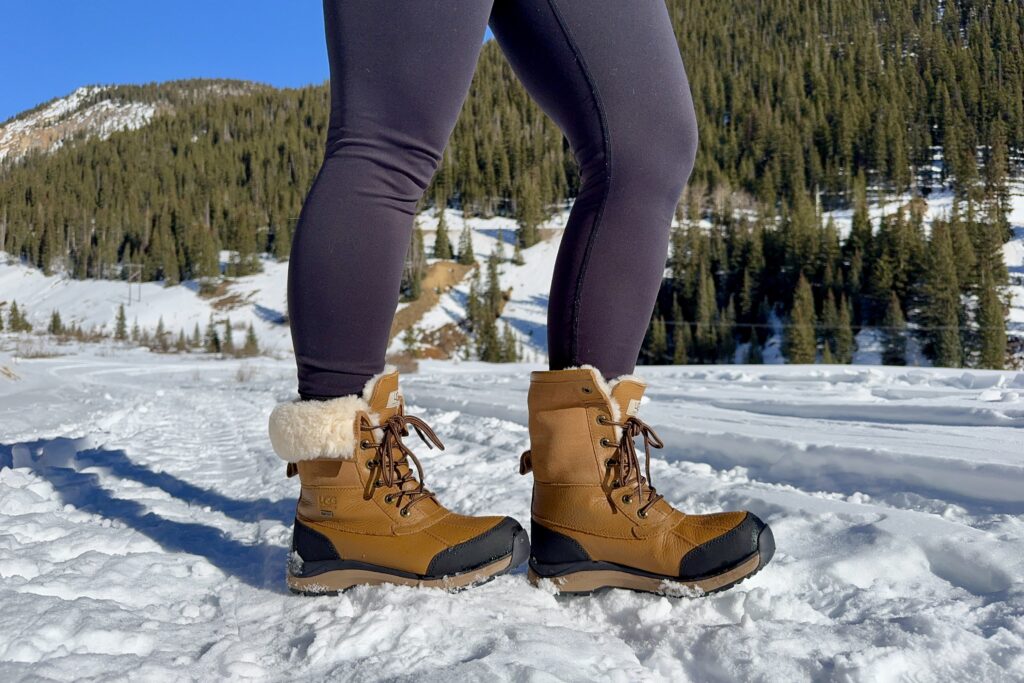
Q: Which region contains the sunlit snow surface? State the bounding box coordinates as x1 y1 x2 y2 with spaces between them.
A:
1 352 1022 681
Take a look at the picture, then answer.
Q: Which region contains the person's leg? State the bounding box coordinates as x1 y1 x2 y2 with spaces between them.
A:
489 0 699 378
273 2 531 594
290 0 494 399
494 1 774 596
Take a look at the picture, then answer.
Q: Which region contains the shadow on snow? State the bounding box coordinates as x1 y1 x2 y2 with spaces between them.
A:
0 438 291 592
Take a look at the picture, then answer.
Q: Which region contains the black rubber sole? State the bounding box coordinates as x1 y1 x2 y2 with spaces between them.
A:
289 526 530 595
530 523 776 596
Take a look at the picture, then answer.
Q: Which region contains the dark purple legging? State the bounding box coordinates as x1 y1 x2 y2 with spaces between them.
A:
290 0 698 399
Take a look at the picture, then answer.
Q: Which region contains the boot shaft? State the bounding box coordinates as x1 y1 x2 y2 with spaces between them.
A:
269 366 445 532
526 366 647 486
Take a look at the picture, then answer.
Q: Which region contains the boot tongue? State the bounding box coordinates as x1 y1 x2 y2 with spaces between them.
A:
610 378 646 422
365 369 403 421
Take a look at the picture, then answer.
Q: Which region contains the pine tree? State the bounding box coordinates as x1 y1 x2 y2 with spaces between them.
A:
671 296 690 365
881 292 907 366
155 316 168 352
204 316 221 354
115 304 128 341
820 291 839 358
976 270 1006 370
834 295 855 364
243 323 260 357
822 344 835 364
131 319 141 342
786 275 817 363
647 315 668 364
485 251 503 317
433 209 453 259
511 240 525 266
672 321 691 365
8 301 31 332
191 323 202 348
48 310 63 336
175 329 188 352
457 222 476 265
694 265 718 362
402 222 426 301
475 314 500 362
495 228 507 262
500 322 519 362
920 221 963 367
465 270 483 331
402 326 419 358
717 299 737 362
516 170 543 248
222 317 235 355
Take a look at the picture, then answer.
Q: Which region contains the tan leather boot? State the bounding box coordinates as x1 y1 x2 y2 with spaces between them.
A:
269 366 528 594
520 366 774 595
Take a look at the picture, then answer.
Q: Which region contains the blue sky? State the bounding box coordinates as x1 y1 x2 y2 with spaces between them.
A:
0 1 331 122
1 3 497 123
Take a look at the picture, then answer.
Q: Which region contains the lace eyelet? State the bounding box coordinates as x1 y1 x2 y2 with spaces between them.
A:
375 479 384 487
638 509 649 519
384 494 396 504
604 458 617 467
621 494 633 504
365 459 377 470
400 508 411 517
360 440 372 449
612 479 621 488
581 386 593 394
600 438 612 448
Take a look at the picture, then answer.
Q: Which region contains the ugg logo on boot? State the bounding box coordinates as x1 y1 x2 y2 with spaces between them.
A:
318 495 337 516
386 390 402 408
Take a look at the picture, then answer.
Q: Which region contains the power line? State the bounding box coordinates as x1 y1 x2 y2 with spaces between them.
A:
657 320 1021 333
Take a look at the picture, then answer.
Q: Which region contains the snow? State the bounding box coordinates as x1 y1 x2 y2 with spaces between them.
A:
387 208 568 362
1 349 1022 681
0 163 1022 678
0 86 157 162
0 253 292 355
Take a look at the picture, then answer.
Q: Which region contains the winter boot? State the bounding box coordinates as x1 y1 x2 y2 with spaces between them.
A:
520 366 774 595
269 366 529 594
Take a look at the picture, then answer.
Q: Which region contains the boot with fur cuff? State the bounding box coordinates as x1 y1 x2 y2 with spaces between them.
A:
270 366 529 594
520 366 774 595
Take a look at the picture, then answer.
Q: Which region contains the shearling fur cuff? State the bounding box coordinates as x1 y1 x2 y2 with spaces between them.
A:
268 395 371 462
268 366 398 462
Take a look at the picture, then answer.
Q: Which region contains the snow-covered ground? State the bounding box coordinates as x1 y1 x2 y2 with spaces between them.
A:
1 349 1022 681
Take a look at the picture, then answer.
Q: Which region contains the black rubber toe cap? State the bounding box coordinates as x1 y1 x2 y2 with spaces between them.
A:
678 512 772 581
426 517 524 578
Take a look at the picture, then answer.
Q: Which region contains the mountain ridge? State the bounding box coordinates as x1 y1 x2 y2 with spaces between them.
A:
0 79 278 162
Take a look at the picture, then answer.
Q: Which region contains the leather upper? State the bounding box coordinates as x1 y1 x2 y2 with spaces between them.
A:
527 367 753 578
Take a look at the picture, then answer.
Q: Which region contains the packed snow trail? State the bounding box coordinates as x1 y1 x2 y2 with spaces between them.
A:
1 349 1023 681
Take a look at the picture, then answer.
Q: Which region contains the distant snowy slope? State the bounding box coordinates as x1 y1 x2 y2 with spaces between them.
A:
0 253 292 354
0 87 157 162
0 353 1021 680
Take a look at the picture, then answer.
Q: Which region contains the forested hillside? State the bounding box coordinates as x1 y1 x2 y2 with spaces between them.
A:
1 0 1021 368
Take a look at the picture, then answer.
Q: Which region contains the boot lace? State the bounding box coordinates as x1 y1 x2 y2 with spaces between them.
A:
603 416 665 518
359 413 444 516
